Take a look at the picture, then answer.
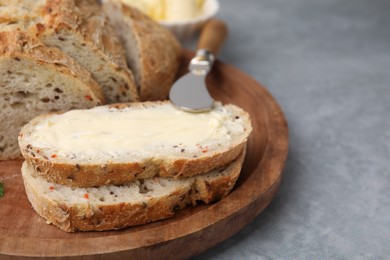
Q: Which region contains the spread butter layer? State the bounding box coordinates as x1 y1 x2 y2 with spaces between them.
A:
30 104 241 158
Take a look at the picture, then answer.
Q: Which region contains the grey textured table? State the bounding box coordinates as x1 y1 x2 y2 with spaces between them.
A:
193 0 390 259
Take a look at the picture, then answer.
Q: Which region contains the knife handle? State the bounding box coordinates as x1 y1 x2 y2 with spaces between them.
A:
197 19 228 56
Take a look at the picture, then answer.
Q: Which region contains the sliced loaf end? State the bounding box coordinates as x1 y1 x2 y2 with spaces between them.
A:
103 2 181 101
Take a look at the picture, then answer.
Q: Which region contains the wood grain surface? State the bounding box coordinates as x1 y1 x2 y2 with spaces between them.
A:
0 51 288 259
197 19 229 55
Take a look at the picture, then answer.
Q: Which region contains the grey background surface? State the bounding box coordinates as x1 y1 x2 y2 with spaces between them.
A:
193 0 390 259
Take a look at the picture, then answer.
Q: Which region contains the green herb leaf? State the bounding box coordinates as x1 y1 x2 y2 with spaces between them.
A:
0 182 4 197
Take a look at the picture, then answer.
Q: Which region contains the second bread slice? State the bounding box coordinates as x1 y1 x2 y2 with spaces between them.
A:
22 152 245 232
19 101 252 187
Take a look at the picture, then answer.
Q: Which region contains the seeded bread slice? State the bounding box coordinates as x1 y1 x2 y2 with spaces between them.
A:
103 2 181 101
19 101 252 187
34 0 139 103
22 152 244 232
0 30 104 160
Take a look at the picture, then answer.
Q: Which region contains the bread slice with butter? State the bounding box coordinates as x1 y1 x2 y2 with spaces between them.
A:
103 2 181 101
0 30 105 160
19 101 252 187
21 152 244 232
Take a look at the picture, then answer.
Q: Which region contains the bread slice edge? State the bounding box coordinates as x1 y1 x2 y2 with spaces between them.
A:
21 152 245 232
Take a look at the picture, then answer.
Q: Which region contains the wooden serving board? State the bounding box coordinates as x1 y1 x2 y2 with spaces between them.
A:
0 52 288 259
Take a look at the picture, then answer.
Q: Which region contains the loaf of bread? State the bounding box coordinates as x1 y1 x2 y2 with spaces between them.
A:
19 101 252 187
0 30 104 159
22 152 244 232
103 1 181 101
7 0 250 233
0 0 182 160
1 0 180 104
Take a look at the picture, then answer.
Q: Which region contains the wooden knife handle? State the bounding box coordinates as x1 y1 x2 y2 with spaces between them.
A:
197 19 228 56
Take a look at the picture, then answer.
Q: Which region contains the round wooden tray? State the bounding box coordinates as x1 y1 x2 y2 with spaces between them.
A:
0 53 288 259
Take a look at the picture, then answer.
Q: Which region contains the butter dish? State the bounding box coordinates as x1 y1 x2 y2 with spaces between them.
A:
160 0 220 42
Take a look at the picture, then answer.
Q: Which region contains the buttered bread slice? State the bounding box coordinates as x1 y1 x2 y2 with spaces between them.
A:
19 101 252 187
22 152 244 232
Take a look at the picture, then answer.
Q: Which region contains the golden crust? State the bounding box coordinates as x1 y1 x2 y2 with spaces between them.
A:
41 0 124 63
24 141 245 187
36 0 139 102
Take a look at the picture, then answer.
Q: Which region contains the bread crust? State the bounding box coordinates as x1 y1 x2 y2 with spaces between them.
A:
125 6 181 101
19 101 252 187
35 0 139 102
22 152 244 232
24 140 245 187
